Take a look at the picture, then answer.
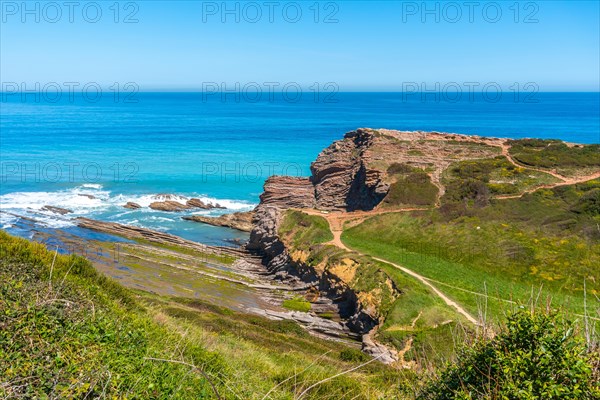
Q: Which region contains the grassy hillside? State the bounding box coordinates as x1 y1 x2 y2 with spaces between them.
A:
0 231 411 399
278 211 468 366
343 179 600 322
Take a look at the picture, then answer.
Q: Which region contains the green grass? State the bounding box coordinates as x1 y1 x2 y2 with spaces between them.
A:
282 297 312 312
0 230 413 399
508 139 600 175
442 156 561 197
342 180 600 322
278 210 334 248
278 211 466 363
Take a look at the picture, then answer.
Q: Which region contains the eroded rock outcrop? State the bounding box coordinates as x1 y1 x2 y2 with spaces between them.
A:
186 198 225 209
247 129 401 336
183 211 254 232
123 202 142 209
256 129 389 212
259 177 316 209
41 206 72 215
149 200 190 212
311 129 388 211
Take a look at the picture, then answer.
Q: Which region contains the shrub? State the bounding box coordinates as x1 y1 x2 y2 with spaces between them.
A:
384 169 439 206
571 188 600 216
419 308 600 399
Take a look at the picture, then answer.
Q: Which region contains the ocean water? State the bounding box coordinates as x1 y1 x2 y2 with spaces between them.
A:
1 92 599 245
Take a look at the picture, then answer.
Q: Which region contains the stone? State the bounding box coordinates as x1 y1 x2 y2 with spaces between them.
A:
183 211 254 232
41 205 72 215
149 201 190 212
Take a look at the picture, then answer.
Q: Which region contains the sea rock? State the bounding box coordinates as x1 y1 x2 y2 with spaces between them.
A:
41 205 72 215
186 198 211 209
259 176 316 209
76 217 245 258
149 201 190 212
152 193 184 201
186 198 226 210
123 202 142 209
78 194 96 199
183 211 254 232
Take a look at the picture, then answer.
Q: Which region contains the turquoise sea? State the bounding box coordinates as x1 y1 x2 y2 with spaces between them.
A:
1 92 599 246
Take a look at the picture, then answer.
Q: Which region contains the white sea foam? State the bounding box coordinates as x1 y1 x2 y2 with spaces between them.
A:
0 213 18 229
0 186 257 230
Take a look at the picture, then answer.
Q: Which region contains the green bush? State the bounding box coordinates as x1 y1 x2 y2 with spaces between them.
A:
571 188 600 216
384 166 439 206
419 308 600 399
509 140 600 169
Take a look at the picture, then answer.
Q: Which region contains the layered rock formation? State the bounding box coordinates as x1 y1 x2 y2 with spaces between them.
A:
311 129 388 211
143 195 226 212
183 211 254 232
259 177 316 209
123 202 142 209
41 206 72 215
247 129 397 336
259 128 389 212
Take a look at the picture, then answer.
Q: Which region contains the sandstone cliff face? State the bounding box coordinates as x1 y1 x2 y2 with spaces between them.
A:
247 204 390 334
258 129 389 212
259 177 315 209
311 128 388 211
247 129 397 334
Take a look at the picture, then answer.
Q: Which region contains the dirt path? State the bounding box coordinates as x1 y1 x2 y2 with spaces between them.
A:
295 143 599 327
299 209 480 326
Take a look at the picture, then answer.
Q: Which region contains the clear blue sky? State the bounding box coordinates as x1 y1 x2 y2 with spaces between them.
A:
1 0 599 91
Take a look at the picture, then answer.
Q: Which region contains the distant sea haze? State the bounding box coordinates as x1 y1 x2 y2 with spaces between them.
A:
1 92 598 244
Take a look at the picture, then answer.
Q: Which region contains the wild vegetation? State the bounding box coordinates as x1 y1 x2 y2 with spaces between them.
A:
344 179 600 321
419 308 599 399
508 138 600 174
383 163 439 207
278 211 467 366
0 231 410 399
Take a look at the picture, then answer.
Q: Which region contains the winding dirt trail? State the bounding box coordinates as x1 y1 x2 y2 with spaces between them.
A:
295 143 599 327
299 208 481 325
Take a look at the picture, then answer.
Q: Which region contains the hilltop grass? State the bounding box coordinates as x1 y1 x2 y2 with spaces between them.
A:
343 180 600 322
442 156 561 197
278 210 334 247
508 139 600 175
383 163 439 207
0 231 412 399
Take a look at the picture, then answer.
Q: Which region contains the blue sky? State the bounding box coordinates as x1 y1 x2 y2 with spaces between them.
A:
1 1 599 91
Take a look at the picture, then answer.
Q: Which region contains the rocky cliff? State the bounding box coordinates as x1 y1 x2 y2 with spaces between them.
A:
247 129 403 335
311 128 388 211
259 128 389 212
